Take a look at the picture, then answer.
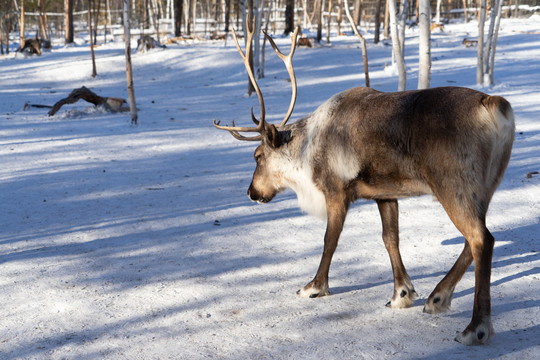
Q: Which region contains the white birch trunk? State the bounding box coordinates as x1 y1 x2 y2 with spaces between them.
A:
388 0 406 90
486 0 504 85
418 0 431 89
303 0 308 29
253 0 264 80
435 0 442 23
398 0 408 56
192 0 197 35
483 0 498 78
476 0 486 85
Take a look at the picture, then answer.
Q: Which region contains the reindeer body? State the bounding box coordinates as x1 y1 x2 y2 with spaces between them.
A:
215 26 515 345
268 86 513 218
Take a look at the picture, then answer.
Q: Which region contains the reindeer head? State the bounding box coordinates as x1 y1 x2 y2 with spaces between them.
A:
214 24 299 204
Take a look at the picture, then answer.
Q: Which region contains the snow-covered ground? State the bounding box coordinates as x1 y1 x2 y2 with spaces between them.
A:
1 16 539 359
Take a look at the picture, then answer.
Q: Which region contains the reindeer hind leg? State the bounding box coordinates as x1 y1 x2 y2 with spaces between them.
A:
430 188 495 345
376 199 417 309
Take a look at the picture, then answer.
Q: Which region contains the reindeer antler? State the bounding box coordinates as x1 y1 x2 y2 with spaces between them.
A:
265 26 299 127
214 22 300 141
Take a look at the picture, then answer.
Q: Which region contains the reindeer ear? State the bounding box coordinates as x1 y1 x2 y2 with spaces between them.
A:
265 124 281 148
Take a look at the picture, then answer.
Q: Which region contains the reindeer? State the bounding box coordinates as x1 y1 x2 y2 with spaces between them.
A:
214 25 515 345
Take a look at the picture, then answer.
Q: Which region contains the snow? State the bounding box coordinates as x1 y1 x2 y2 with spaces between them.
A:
1 17 539 359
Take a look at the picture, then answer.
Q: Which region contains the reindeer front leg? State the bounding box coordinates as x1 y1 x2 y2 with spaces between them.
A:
297 195 348 298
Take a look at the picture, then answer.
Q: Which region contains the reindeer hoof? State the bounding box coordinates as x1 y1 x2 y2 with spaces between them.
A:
454 320 494 345
386 286 416 309
423 289 453 314
297 282 329 298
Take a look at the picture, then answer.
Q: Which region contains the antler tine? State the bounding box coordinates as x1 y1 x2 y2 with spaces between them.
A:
213 119 263 141
232 23 265 130
265 27 299 128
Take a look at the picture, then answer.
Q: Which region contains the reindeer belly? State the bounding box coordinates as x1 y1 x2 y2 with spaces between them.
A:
352 178 433 200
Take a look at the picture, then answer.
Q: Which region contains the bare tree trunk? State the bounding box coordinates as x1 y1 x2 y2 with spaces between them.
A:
0 21 3 55
374 0 382 44
19 0 24 44
186 0 192 35
284 0 294 35
38 0 49 41
1 16 10 54
435 0 442 23
192 0 197 35
336 0 343 35
302 0 308 29
123 0 138 125
261 0 273 78
383 0 389 39
241 0 256 95
65 0 74 44
388 0 406 90
88 0 97 78
150 0 161 42
106 0 112 41
93 0 101 45
0 18 4 55
174 0 183 36
253 0 264 79
343 0 369 87
476 0 486 85
483 0 495 77
418 0 431 89
316 0 322 43
484 0 504 85
224 0 230 34
353 0 361 25
398 0 407 56
326 0 332 44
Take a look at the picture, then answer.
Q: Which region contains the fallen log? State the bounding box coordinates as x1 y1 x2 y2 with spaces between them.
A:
48 86 128 116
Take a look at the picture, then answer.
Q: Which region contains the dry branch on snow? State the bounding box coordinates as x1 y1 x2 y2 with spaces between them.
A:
46 86 128 116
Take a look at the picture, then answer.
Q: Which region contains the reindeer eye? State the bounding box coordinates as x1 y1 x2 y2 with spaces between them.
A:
255 154 262 163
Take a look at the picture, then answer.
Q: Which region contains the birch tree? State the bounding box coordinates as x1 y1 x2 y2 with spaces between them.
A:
388 0 406 90
482 0 504 85
398 0 407 57
476 0 486 85
252 0 264 80
418 0 431 89
434 0 442 24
